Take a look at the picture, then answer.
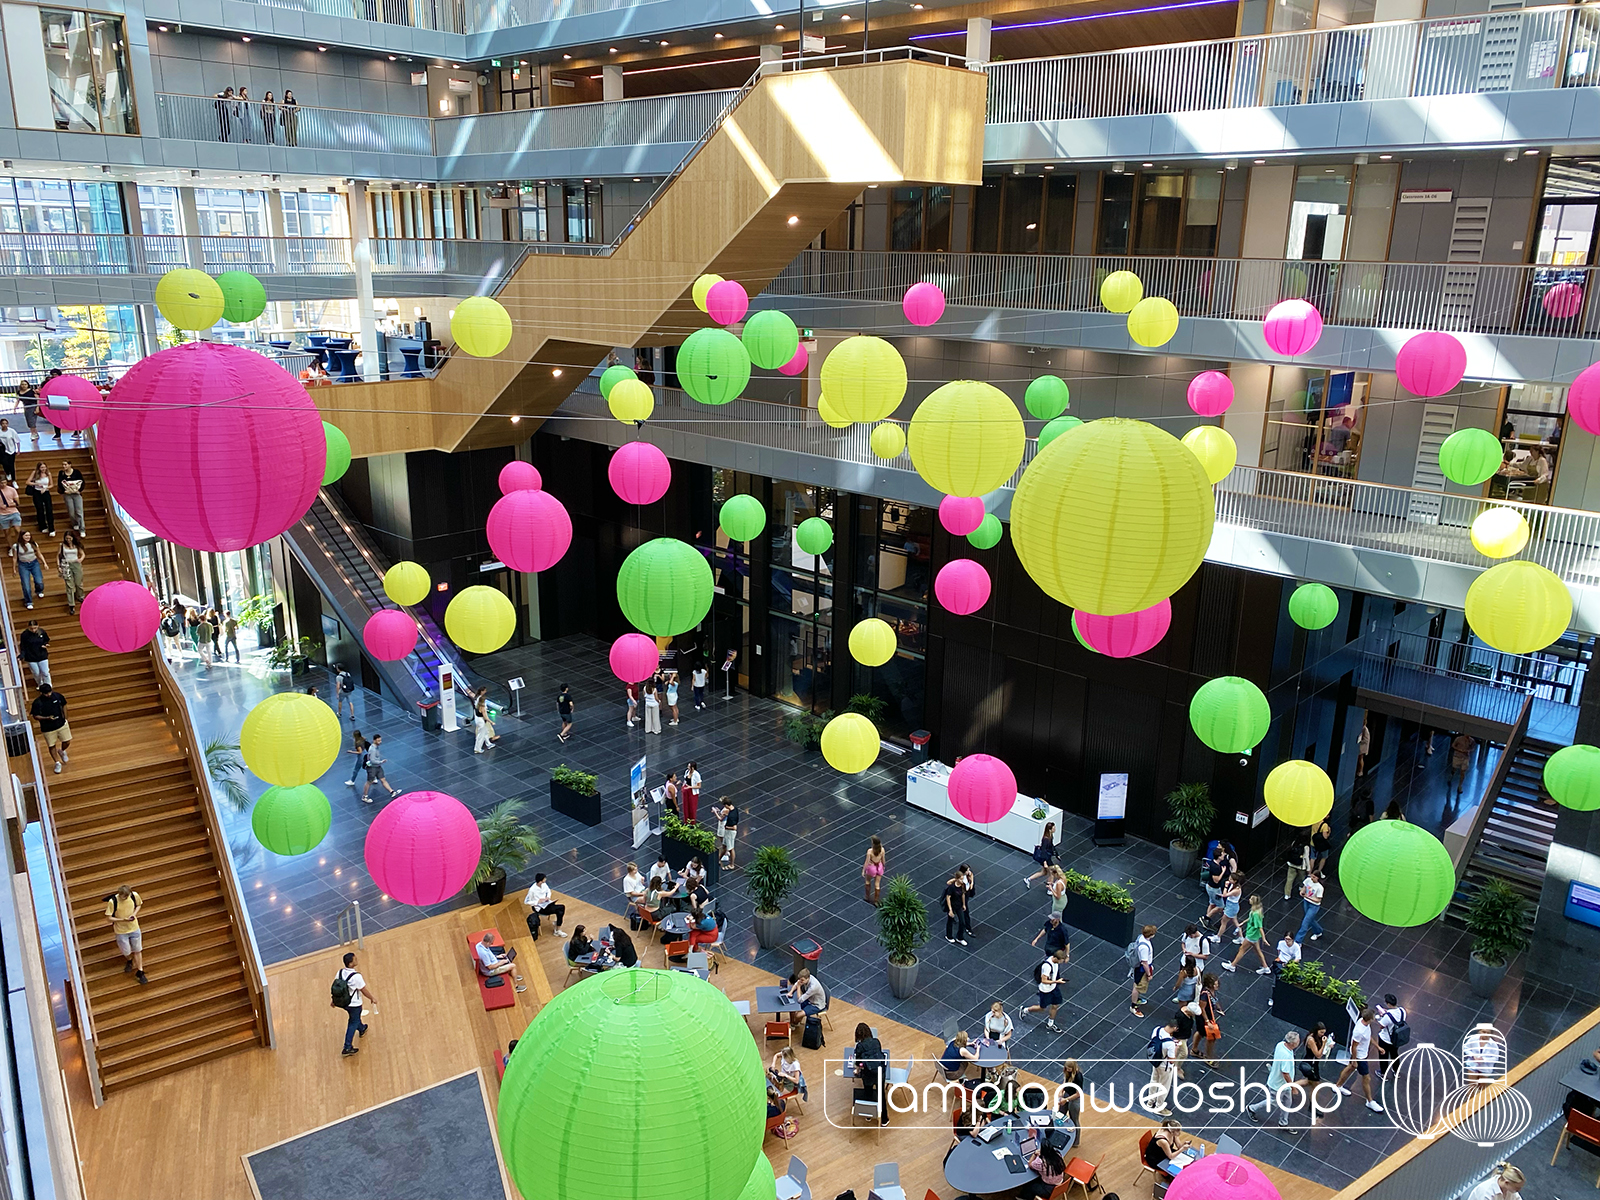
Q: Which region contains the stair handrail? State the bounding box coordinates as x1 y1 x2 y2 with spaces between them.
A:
1453 694 1534 885
336 900 363 949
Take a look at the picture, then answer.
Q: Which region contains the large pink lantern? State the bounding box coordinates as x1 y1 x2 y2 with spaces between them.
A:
498 460 542 494
40 374 105 431
1187 370 1234 417
1165 1155 1281 1200
1570 361 1600 436
934 559 991 615
609 632 660 683
939 495 985 536
903 282 946 327
98 342 323 553
363 609 418 661
487 487 572 573
949 753 1017 824
705 280 749 326
1543 282 1585 320
78 581 160 653
364 790 481 906
1073 598 1172 658
1395 331 1467 397
778 343 809 376
608 440 671 505
1263 300 1323 357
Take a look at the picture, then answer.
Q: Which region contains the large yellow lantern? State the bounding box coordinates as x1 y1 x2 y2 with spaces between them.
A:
445 585 518 653
821 712 880 774
907 380 1025 497
1264 760 1334 827
451 296 513 358
1181 425 1238 485
1470 508 1530 559
1010 417 1213 615
1100 271 1143 314
1127 297 1180 348
819 336 907 423
608 378 655 424
1465 560 1571 653
816 394 852 429
155 269 225 331
692 273 723 313
241 692 341 787
848 618 897 667
384 561 430 606
869 422 906 459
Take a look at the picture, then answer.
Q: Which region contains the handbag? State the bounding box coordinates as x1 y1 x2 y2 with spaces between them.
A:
1204 1019 1221 1041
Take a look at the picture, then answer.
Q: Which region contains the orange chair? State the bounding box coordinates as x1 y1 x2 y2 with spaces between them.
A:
765 1021 792 1041
1551 1107 1600 1185
1133 1131 1156 1192
635 907 663 940
1058 1155 1101 1199
664 939 691 964
924 1191 942 1200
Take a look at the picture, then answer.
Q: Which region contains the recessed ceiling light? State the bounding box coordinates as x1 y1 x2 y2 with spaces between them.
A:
1379 153 1392 160
388 55 397 60
1524 148 1539 155
633 177 641 181
659 39 669 45
1043 165 1054 170
867 183 878 188
714 32 724 39
242 35 251 41
1025 223 1038 230
551 368 563 377
912 2 924 7
609 46 618 52
510 415 522 423
318 45 327 51
562 53 571 59
157 24 167 31
775 23 785 30
787 215 799 225
1254 159 1266 165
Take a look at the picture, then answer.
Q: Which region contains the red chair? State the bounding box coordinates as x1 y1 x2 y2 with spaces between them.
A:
924 1191 942 1200
1133 1131 1156 1191
765 1021 792 1041
1551 1107 1600 1185
466 929 516 1011
1058 1155 1101 1198
664 939 691 964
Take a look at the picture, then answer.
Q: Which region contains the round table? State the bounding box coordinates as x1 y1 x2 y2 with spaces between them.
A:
658 912 691 937
972 1038 1009 1069
942 1115 1075 1196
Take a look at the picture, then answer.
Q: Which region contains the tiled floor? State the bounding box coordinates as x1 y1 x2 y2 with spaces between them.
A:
1518 1111 1599 1198
167 634 1586 1191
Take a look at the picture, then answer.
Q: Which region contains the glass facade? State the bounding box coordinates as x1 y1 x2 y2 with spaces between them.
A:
0 178 122 234
768 480 834 712
971 171 1075 255
18 304 141 373
41 8 135 134
1259 366 1370 480
1096 169 1222 257
849 497 929 736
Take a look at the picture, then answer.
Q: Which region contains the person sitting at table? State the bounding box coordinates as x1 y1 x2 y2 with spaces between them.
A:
643 878 676 924
621 862 647 907
1144 1119 1190 1171
690 901 717 933
768 1045 807 1100
568 925 615 969
782 968 826 1027
852 1022 889 1126
501 1038 518 1071
688 879 713 911
939 1031 980 1080
766 1084 787 1120
1019 1142 1068 1199
298 361 330 387
983 1001 1013 1044
648 856 675 888
683 857 708 888
474 933 522 989
610 925 639 968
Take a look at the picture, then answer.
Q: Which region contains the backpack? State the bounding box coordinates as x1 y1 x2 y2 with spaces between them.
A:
1033 959 1048 985
1124 940 1143 978
1386 1008 1412 1049
1147 1030 1172 1063
160 615 180 637
339 671 355 693
801 1015 825 1050
330 968 354 1009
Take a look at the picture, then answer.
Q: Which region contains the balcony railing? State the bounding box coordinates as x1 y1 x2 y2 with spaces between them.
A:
153 93 433 156
769 249 1600 341
0 233 354 276
225 0 635 35
434 88 737 159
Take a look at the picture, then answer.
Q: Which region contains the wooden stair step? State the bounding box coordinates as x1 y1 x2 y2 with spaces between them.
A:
56 805 203 845
89 961 247 1022
69 849 218 896
97 1023 261 1094
95 991 257 1052
84 928 244 985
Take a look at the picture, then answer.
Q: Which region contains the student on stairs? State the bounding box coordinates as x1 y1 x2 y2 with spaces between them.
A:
103 884 148 985
12 532 44 609
28 681 69 773
0 474 20 549
18 618 48 684
56 531 85 615
23 462 53 539
56 460 85 536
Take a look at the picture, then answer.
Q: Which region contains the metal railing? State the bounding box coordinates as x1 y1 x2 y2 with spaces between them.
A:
1451 694 1534 880
434 88 737 158
336 900 364 948
0 233 353 277
1356 640 1547 729
769 249 1600 340
154 93 433 156
368 236 533 284
986 3 1600 123
223 0 635 34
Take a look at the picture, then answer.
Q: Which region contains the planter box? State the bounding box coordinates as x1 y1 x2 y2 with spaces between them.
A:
1063 892 1135 949
661 831 720 887
1271 977 1354 1043
549 778 602 827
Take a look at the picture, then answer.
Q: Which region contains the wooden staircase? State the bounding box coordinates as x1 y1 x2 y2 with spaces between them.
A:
6 447 266 1096
1445 738 1560 929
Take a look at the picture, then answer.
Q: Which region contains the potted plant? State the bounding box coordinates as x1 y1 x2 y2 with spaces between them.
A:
549 764 602 827
1058 869 1136 948
1163 782 1214 879
235 592 276 650
847 693 887 723
265 635 320 677
783 711 828 751
877 873 928 999
1274 960 1365 1042
1466 878 1530 998
469 799 543 906
204 736 250 813
745 845 800 950
661 813 720 886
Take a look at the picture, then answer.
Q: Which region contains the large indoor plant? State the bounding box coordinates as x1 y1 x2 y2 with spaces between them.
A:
661 813 720 885
1275 959 1366 1041
470 799 543 906
1163 781 1214 879
235 592 277 650
745 845 800 950
876 873 927 999
1465 878 1530 998
548 763 602 827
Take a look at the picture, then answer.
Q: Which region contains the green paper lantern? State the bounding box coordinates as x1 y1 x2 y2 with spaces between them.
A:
1025 375 1071 420
1189 676 1270 755
1338 820 1454 927
967 513 1003 550
719 494 766 543
741 310 800 370
250 784 332 856
216 270 267 323
599 363 638 400
795 517 832 556
155 268 224 331
737 1154 777 1200
617 537 714 636
1288 582 1339 630
498 968 765 1200
1037 415 1083 449
1545 744 1600 811
679 328 751 406
1439 428 1503 487
322 422 351 485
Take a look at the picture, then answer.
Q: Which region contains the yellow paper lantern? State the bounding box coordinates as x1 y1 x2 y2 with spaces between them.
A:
819 336 907 423
1465 560 1572 654
1100 271 1143 314
1127 297 1180 348
1181 425 1238 485
445 585 517 653
820 712 880 774
692 273 723 313
869 422 906 459
451 296 512 358
384 561 430 606
816 394 852 429
848 618 897 667
907 380 1025 497
608 378 655 424
1010 417 1213 616
1471 508 1530 559
241 692 341 787
154 269 224 331
1264 759 1334 827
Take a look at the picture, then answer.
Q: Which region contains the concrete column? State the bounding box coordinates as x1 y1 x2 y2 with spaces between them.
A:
602 65 623 102
266 190 295 332
965 19 992 70
177 187 205 269
537 63 553 107
133 305 160 357
345 181 380 382
118 182 148 273
759 45 783 77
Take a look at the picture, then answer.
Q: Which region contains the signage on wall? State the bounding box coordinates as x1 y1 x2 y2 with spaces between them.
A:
802 33 826 54
1565 880 1600 929
410 72 427 86
1093 773 1128 846
1399 189 1454 204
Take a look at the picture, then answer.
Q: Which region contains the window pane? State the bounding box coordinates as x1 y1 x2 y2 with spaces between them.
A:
1536 202 1596 266
1097 173 1134 256
1000 176 1042 254
1288 167 1352 260
89 14 134 134
971 177 1002 254
1182 170 1223 257
1040 175 1076 254
924 185 952 253
42 9 96 132
1132 172 1184 255
890 187 924 252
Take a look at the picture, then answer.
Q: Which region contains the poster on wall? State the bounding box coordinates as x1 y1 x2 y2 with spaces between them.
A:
1094 773 1128 846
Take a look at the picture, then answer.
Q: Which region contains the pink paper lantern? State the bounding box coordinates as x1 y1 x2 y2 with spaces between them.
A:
486 487 573 573
778 343 809 376
1395 331 1467 397
364 790 480 906
934 558 991 615
78 580 160 653
498 459 542 494
939 495 985 536
903 282 946 326
39 374 105 431
98 342 323 553
948 753 1017 824
1073 598 1172 658
1165 1154 1282 1200
1543 282 1585 320
705 280 749 326
363 609 418 661
1263 299 1323 357
609 632 660 683
1570 361 1600 436
608 440 671 505
1187 370 1234 417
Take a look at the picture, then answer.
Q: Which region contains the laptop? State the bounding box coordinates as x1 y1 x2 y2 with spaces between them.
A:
1216 1133 1244 1158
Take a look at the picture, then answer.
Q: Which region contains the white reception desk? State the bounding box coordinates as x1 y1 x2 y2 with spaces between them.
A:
906 761 1064 852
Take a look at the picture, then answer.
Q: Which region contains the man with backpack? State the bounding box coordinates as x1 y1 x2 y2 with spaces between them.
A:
1129 924 1157 1017
1146 1019 1180 1117
332 951 376 1057
1374 992 1410 1074
1023 947 1068 1031
334 665 356 721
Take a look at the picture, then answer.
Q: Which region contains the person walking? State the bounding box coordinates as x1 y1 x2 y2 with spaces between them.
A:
1130 924 1156 1016
223 610 240 662
1024 947 1069 1031
954 862 976 940
1294 1021 1332 1118
24 462 55 536
56 460 84 534
1192 972 1223 1065
665 669 680 726
641 677 661 735
331 665 355 721
334 951 373 1056
1222 894 1272 974
56 531 85 614
1310 820 1333 874
281 90 298 145
1045 864 1068 920
624 679 639 727
19 618 49 684
104 884 147 985
1448 732 1476 798
556 684 574 742
343 730 368 788
1333 1007 1386 1113
942 871 967 946
1216 873 1244 942
691 662 708 710
1357 719 1370 776
0 472 22 551
682 761 701 821
1247 1031 1301 1127
862 835 885 904
1023 821 1058 887
1374 992 1409 1074
207 609 222 663
14 380 38 446
12 533 44 610
1146 1019 1181 1116
0 418 18 481
1296 868 1326 943
360 733 397 802
473 692 496 754
29 682 68 773
714 796 739 868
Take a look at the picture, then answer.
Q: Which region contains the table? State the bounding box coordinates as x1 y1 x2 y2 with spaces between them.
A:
327 348 361 382
658 912 691 938
907 761 1064 853
1560 1061 1600 1106
399 346 425 378
755 985 801 1018
972 1038 1008 1069
943 1115 1073 1195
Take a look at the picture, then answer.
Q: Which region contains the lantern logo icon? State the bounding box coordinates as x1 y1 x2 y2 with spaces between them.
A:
1381 1044 1460 1140
1384 1025 1531 1148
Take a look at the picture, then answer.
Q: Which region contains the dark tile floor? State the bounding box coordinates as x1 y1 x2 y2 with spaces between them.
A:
168 634 1587 1192
1518 1111 1598 1199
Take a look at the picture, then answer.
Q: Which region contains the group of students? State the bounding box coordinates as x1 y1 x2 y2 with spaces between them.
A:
342 728 397 802
625 663 713 733
213 87 300 144
620 855 722 936
160 600 241 664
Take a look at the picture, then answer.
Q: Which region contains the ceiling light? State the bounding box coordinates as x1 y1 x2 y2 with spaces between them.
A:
867 183 878 189
1025 222 1038 230
913 2 924 7
242 35 251 41
551 368 563 377
775 23 785 30
510 415 522 424
609 46 618 52
1324 167 1335 172
1524 148 1540 155
318 45 326 51
1254 159 1266 165
563 53 571 59
659 39 669 45
388 55 397 60
1043 165 1054 170
157 24 167 31
633 177 641 181
787 215 800 225
1141 162 1153 168
714 32 724 39
1379 153 1392 159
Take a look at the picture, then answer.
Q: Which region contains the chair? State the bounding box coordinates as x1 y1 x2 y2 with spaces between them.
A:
816 996 835 1031
1551 1107 1600 1185
851 1098 881 1126
871 1162 906 1200
764 1111 789 1141
887 1056 913 1087
1059 1155 1102 1198
766 1021 793 1041
664 939 691 965
1133 1131 1156 1191
775 1156 808 1200
563 943 597 988
924 1192 942 1200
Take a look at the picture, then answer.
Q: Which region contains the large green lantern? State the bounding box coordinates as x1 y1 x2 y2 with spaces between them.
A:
1189 676 1270 755
599 363 638 400
498 968 765 1200
1037 415 1083 449
617 538 714 636
679 328 751 406
217 270 267 323
738 1154 777 1200
1025 375 1070 420
250 784 332 855
1545 744 1600 811
1288 582 1339 630
1338 820 1454 927
795 517 833 556
719 494 766 543
967 513 1003 550
322 422 351 485
741 310 800 370
1438 428 1502 487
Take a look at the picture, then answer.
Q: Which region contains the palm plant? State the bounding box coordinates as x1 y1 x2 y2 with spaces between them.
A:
471 799 544 887
205 736 251 813
745 845 800 916
1163 782 1214 851
875 874 928 967
1466 878 1531 968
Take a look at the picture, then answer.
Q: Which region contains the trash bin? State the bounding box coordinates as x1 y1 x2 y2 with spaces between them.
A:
909 730 931 764
789 937 822 979
417 700 441 732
